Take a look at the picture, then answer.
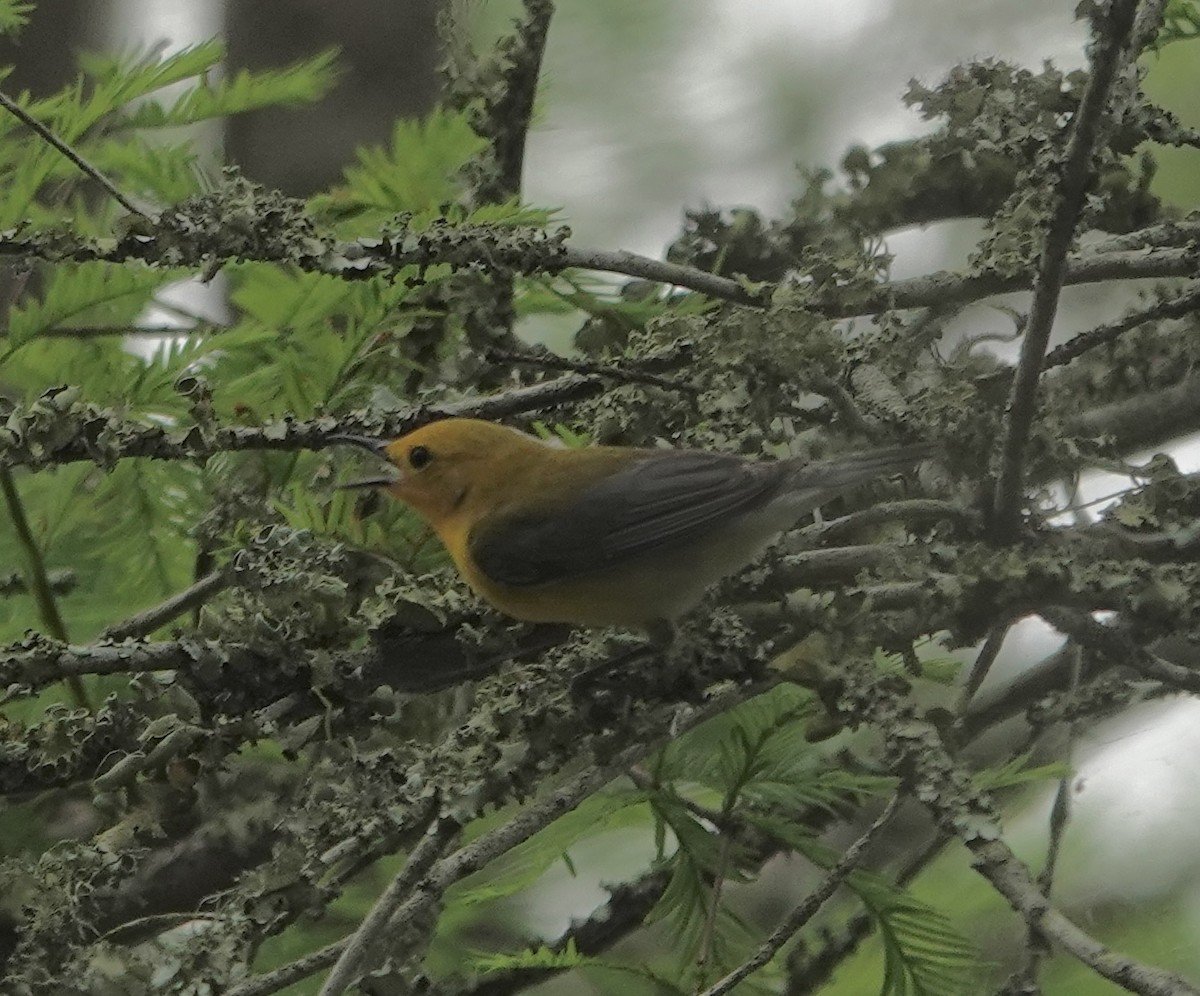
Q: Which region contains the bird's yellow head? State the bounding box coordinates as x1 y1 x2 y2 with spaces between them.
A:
361 418 545 527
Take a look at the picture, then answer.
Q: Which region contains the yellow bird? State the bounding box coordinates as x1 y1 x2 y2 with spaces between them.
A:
336 419 930 632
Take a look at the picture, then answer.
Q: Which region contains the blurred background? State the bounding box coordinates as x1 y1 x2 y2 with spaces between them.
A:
4 1 1199 992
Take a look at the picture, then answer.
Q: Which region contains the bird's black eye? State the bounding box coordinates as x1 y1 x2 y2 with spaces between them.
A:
408 445 432 470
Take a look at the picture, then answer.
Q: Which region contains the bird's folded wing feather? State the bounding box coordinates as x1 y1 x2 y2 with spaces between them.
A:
469 451 788 587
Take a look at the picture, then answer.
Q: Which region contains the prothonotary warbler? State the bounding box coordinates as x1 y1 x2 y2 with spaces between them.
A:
334 419 932 633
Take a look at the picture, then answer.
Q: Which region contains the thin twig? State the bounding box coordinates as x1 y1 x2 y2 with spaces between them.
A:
455 869 672 996
246 684 766 996
796 499 975 544
696 833 737 984
809 373 880 439
788 831 951 993
315 745 651 996
41 323 228 338
0 468 89 708
1037 644 1081 896
1044 281 1200 370
461 767 911 996
485 342 698 394
0 89 147 219
991 0 1141 540
225 940 346 996
696 795 903 996
561 246 767 306
1013 644 1082 991
847 653 1200 996
957 623 1012 712
973 834 1200 996
317 814 462 996
1040 606 1200 694
102 569 230 641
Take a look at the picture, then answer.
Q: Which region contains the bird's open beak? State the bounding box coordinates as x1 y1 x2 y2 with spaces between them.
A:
328 434 388 455
328 434 402 490
338 472 401 490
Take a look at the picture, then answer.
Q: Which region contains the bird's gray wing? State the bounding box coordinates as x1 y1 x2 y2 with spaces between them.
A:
469 451 787 587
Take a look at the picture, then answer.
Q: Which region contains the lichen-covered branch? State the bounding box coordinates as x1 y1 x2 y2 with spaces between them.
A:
0 204 1192 323
992 0 1142 540
841 655 1200 996
0 373 608 471
1067 372 1200 450
1044 280 1200 370
234 679 767 996
317 814 462 996
101 569 230 641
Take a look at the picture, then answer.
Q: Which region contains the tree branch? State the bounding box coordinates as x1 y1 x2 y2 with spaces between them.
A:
242 683 763 996
1017 644 1082 990
101 569 230 641
992 0 1141 540
787 832 951 993
317 813 463 996
225 941 346 996
974 835 1199 996
1044 280 1200 370
796 499 976 545
0 218 1192 321
957 622 1011 711
561 245 766 305
844 652 1200 996
468 0 554 203
485 341 699 394
1067 372 1200 450
1039 606 1200 694
0 372 610 471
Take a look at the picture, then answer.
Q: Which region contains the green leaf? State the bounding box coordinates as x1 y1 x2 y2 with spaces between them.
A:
0 0 32 35
468 938 589 973
852 872 980 996
315 107 488 225
467 944 681 995
118 50 339 129
4 264 169 358
79 42 226 107
662 684 890 821
84 460 202 605
1152 0 1200 49
229 265 356 330
972 752 1069 792
450 789 650 907
876 648 962 685
90 136 204 202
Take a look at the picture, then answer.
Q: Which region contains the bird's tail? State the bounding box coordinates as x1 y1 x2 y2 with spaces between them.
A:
775 440 935 515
